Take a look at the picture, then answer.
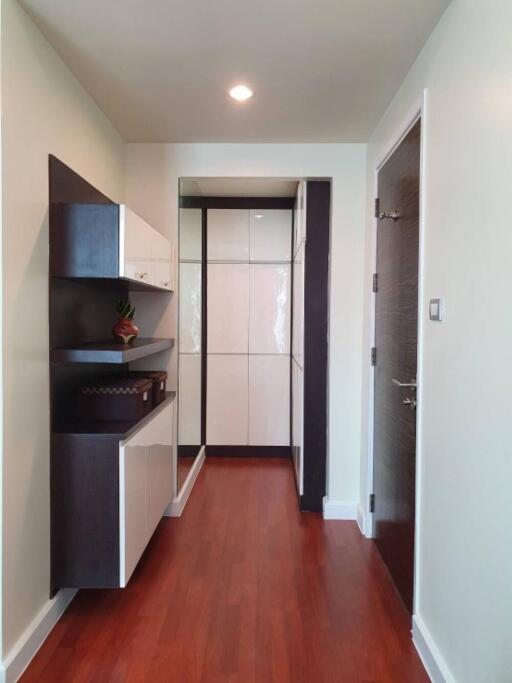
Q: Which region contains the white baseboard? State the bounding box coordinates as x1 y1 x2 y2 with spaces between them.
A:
356 504 366 535
412 614 454 683
165 447 205 517
322 497 358 520
1 588 76 683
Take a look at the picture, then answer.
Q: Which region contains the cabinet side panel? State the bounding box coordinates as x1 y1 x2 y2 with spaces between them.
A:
51 434 120 589
50 203 119 278
302 181 330 512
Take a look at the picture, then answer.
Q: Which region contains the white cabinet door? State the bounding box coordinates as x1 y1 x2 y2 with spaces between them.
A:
249 209 292 262
207 209 249 261
146 402 174 537
249 355 290 446
207 264 249 353
179 208 202 261
122 206 153 262
178 353 202 445
119 205 174 290
179 263 202 353
292 241 305 367
249 264 291 354
120 433 147 587
119 400 174 586
155 259 173 290
292 359 304 494
293 181 307 256
153 232 173 290
207 355 248 445
124 259 156 287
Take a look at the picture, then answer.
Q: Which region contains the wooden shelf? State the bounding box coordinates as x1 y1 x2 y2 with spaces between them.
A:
51 275 172 294
51 338 174 364
54 392 176 439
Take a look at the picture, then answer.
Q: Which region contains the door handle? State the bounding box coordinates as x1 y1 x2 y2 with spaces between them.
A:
379 210 401 222
402 397 417 410
392 379 417 388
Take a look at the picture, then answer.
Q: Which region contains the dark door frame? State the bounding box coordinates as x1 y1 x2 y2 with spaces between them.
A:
366 93 426 615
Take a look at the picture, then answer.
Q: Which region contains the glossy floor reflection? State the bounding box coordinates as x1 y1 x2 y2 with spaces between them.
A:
22 458 428 682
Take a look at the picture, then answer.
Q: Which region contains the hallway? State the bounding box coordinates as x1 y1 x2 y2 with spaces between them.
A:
22 458 427 682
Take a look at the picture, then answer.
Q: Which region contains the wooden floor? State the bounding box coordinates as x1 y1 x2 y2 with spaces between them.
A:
22 458 428 682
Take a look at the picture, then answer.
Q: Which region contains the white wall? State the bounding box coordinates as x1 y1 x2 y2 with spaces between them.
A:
1 0 124 668
125 144 366 508
361 1 512 681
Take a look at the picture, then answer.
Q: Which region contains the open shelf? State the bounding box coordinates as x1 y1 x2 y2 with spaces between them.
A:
52 275 172 293
51 337 174 364
54 391 176 439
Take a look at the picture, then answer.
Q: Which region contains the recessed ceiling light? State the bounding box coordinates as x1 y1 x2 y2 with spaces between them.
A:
229 84 253 102
254 214 264 219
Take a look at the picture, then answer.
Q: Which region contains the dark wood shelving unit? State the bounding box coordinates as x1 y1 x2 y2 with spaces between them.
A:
51 338 174 364
49 156 175 594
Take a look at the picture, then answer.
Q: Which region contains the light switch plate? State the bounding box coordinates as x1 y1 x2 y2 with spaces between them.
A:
429 298 444 321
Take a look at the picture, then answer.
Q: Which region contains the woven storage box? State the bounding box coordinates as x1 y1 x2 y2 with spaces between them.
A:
76 377 153 421
123 370 167 407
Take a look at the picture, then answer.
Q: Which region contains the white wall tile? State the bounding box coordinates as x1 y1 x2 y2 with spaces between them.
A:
178 354 202 445
207 209 249 261
249 355 290 446
208 263 249 353
249 264 291 354
179 262 201 353
207 355 248 445
250 209 292 262
179 208 202 261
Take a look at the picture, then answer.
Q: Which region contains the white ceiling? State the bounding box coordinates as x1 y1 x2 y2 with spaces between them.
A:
180 178 298 197
20 0 450 143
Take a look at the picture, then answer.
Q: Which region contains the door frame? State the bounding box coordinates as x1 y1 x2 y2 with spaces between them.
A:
365 89 428 615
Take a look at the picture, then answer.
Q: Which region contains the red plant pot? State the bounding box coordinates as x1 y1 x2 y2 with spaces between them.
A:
112 317 139 345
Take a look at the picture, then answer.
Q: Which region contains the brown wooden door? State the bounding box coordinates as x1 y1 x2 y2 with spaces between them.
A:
373 119 421 613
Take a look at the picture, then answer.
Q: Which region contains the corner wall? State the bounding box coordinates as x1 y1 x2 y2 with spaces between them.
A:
1 0 124 673
361 1 512 680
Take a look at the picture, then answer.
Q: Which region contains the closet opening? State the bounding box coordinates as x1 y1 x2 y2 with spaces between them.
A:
177 178 331 511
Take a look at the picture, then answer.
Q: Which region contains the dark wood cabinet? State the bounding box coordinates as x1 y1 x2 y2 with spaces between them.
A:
49 156 175 595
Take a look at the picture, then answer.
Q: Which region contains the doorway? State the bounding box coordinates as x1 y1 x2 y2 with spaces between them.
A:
372 118 421 612
177 178 330 512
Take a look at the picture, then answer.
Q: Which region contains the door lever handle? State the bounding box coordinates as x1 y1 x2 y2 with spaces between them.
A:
402 397 417 410
379 210 401 222
392 379 417 388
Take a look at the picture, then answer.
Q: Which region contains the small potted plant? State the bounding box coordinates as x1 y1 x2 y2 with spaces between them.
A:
112 299 139 344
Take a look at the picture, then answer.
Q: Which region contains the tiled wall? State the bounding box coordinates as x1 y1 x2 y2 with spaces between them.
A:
206 208 292 446
292 182 306 492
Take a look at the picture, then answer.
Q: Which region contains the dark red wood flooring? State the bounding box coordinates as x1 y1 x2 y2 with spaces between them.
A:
22 458 428 682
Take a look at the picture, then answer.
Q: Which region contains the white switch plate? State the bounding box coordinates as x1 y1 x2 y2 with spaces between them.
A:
429 298 444 321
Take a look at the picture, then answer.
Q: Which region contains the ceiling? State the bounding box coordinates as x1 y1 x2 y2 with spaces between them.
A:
180 178 298 197
20 0 450 143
